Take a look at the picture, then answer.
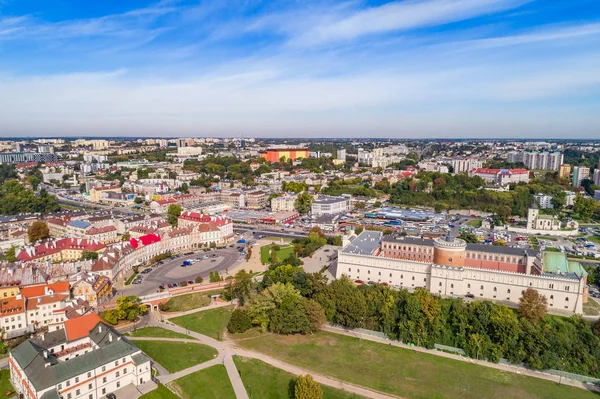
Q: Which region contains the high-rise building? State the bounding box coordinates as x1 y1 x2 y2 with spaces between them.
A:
515 151 562 171
572 166 590 187
559 164 572 179
593 169 600 186
337 149 346 162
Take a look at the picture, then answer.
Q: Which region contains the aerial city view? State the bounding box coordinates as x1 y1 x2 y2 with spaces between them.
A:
1 1 600 399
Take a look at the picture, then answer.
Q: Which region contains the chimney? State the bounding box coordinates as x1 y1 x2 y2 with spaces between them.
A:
41 334 45 341
44 286 49 295
109 333 113 343
43 350 48 358
98 325 102 333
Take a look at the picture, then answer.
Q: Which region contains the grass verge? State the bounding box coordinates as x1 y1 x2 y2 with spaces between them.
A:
171 365 236 399
126 326 193 339
236 330 599 399
234 356 365 399
125 272 139 285
134 340 217 373
160 290 223 312
171 305 233 340
467 219 482 228
260 244 294 263
583 298 600 316
0 369 15 399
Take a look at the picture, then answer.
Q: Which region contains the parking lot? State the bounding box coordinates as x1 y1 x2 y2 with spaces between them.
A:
118 245 247 297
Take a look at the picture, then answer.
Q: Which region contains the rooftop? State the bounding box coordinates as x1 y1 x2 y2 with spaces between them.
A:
341 231 382 256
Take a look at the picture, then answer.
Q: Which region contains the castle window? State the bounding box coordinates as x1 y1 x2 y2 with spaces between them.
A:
480 285 484 290
467 284 471 289
450 284 454 288
507 289 511 294
493 287 497 292
439 282 442 286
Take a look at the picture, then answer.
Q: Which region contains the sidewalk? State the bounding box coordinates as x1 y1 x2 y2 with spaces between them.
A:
159 299 233 319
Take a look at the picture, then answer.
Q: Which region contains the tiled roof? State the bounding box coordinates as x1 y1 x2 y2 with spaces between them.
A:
63 312 103 341
0 296 25 315
16 238 106 262
20 282 70 298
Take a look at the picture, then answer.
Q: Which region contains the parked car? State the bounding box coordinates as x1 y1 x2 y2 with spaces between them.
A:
187 280 194 285
465 293 475 298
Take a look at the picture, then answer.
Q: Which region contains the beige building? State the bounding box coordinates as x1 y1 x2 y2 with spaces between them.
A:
89 186 121 203
246 191 268 209
271 195 297 212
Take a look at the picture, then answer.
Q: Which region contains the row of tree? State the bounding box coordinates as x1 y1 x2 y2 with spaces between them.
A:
227 264 600 377
0 181 60 216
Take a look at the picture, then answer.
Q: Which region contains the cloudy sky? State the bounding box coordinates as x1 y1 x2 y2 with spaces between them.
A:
1 0 599 138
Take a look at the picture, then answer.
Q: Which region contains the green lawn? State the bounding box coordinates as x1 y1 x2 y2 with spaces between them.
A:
467 219 482 228
171 306 234 340
264 236 293 243
171 365 236 399
134 340 217 373
583 298 600 316
260 244 295 263
234 356 365 399
161 290 223 312
139 383 179 399
236 331 600 399
588 236 600 245
0 369 15 399
127 326 193 339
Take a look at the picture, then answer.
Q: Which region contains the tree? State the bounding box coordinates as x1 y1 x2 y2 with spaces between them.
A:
228 309 252 333
295 374 323 399
80 250 99 261
574 195 597 220
551 191 566 211
458 232 478 243
122 232 131 241
180 183 189 194
296 191 313 214
518 288 547 324
28 221 49 243
1 245 18 262
355 202 366 210
195 275 204 284
115 295 147 322
232 269 254 305
355 225 364 235
373 201 382 208
167 203 182 226
134 197 144 204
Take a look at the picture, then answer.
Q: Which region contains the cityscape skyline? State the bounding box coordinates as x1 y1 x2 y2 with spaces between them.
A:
1 0 600 137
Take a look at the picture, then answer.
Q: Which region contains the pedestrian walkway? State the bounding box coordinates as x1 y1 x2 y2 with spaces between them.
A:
159 299 233 319
149 314 249 399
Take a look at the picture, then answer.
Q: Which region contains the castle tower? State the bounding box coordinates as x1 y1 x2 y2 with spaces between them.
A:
433 234 467 267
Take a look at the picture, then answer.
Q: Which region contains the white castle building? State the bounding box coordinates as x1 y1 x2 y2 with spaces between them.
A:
336 231 588 314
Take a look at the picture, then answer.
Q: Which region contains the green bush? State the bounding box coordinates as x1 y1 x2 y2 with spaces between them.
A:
227 309 252 333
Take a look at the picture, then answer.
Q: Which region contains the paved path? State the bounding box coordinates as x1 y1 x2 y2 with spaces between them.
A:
142 310 249 399
228 346 401 399
322 325 600 394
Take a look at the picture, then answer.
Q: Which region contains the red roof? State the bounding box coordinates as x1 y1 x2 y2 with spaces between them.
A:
472 168 500 174
178 211 231 226
16 238 106 262
20 282 70 298
64 312 103 341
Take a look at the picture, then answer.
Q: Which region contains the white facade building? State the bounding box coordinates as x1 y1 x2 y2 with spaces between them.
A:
311 195 352 216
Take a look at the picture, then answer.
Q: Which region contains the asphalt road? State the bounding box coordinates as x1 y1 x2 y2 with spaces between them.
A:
117 247 245 297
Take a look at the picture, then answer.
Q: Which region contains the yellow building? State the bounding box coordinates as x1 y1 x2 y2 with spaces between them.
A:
89 185 121 202
559 164 572 179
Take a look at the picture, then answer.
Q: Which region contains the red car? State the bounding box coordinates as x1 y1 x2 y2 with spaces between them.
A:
355 279 364 285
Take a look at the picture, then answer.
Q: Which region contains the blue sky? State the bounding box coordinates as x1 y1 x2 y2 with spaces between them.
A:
1 0 600 138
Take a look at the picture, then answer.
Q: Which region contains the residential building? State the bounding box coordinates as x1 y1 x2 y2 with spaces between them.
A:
533 194 553 209
559 164 572 179
469 168 530 186
260 147 309 162
271 195 297 212
246 191 268 209
337 149 346 162
572 166 590 187
593 169 600 186
0 152 59 164
70 272 113 307
221 191 245 209
89 186 121 203
451 158 483 174
16 238 106 263
311 195 352 216
9 313 152 399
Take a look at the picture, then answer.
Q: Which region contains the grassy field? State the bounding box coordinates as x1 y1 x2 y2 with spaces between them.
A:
139 383 179 399
234 356 365 399
161 289 223 312
127 326 193 339
134 340 217 373
236 331 600 399
583 298 600 316
171 365 236 399
0 369 15 399
260 244 295 263
264 236 293 243
171 305 234 340
467 219 482 228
